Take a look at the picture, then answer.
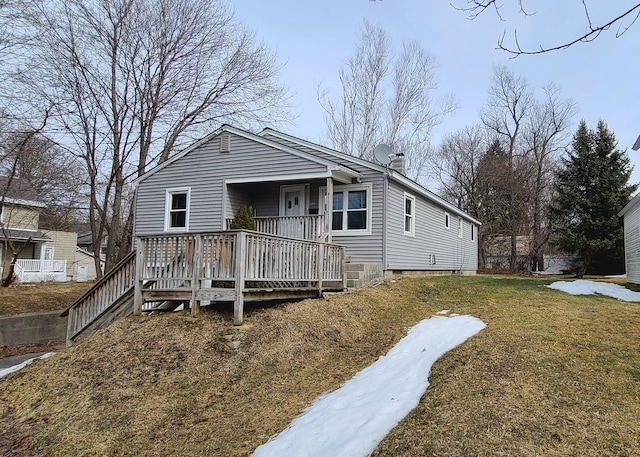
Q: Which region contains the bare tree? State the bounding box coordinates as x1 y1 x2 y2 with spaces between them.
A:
14 0 290 274
523 84 575 271
481 65 534 270
319 20 455 183
434 124 486 215
455 1 640 56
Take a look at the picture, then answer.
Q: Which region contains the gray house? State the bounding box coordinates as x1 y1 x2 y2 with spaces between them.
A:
63 125 480 344
134 125 479 282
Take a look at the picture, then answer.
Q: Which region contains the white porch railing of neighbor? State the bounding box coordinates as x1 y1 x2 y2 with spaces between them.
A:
16 259 67 272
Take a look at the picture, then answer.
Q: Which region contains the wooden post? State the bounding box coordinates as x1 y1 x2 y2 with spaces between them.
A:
325 177 333 243
233 231 246 325
316 243 323 293
190 234 202 316
65 307 76 346
133 238 144 315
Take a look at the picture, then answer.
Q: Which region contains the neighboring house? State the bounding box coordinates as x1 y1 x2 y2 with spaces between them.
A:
77 231 107 263
0 177 72 283
75 247 103 282
134 125 480 281
484 235 578 274
619 193 640 286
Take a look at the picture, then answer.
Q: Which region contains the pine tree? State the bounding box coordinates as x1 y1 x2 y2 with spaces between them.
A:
550 120 637 276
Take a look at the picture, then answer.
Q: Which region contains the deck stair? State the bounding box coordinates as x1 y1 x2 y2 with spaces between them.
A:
61 251 137 345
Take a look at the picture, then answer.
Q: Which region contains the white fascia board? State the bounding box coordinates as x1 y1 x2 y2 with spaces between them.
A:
258 128 388 173
135 124 361 186
388 170 482 226
619 192 640 217
226 169 356 185
2 197 47 208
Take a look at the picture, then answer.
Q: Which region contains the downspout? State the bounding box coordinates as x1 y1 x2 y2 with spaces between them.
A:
382 171 388 274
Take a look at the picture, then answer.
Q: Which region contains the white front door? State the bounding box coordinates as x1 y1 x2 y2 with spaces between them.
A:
280 185 306 217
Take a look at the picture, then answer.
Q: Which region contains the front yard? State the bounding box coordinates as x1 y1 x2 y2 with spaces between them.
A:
1 276 639 456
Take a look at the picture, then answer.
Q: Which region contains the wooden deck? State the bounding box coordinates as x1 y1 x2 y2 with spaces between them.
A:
63 230 346 343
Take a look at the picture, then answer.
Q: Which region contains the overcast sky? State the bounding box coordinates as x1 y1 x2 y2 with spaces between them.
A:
232 0 640 184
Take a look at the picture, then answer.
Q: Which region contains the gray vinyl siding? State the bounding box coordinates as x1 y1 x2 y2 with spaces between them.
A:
385 181 478 271
135 133 328 235
623 201 640 285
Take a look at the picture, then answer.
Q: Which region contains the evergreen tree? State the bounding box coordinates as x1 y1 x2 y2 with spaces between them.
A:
550 120 637 276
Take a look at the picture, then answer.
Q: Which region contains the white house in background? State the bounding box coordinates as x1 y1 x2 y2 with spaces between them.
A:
619 193 640 286
0 177 77 283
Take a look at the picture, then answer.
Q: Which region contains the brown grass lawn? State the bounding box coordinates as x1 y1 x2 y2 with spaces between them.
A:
0 282 93 316
1 275 639 456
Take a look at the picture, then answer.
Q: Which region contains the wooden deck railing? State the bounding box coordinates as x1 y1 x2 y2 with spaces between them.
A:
226 215 326 241
134 230 345 324
64 230 345 343
63 251 136 343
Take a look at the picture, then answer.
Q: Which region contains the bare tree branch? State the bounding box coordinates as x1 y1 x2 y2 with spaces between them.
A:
453 1 640 56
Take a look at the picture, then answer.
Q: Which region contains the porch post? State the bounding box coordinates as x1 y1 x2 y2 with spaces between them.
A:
325 177 333 243
190 234 202 316
133 238 144 315
233 231 246 325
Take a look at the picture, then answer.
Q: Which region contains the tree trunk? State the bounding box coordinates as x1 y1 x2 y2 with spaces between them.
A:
1 252 18 287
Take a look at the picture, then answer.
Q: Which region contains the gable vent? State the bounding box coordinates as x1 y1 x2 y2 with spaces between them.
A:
220 133 231 153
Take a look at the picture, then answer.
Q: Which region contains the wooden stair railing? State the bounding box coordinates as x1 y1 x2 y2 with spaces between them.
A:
61 251 137 345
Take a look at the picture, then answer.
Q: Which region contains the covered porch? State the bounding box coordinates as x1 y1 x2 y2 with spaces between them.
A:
224 169 359 242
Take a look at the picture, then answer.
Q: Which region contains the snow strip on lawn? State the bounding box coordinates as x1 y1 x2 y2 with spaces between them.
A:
548 279 640 302
0 353 55 380
252 314 486 457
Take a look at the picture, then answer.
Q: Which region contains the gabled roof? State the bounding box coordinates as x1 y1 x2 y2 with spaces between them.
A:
0 176 46 208
260 128 482 226
134 125 361 185
619 192 640 217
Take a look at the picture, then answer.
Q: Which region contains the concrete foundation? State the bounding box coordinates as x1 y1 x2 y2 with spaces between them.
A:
0 311 67 346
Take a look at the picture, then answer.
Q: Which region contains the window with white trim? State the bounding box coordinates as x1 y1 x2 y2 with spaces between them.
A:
165 188 190 231
323 184 372 235
471 224 475 241
457 217 463 238
445 212 450 229
404 193 415 236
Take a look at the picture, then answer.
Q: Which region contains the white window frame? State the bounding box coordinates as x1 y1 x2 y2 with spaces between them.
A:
471 224 475 241
164 187 191 231
445 212 450 229
403 192 415 236
320 183 372 236
457 217 463 238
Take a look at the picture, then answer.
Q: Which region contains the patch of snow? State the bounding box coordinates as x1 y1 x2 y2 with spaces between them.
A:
548 279 640 302
436 309 450 315
252 315 486 457
0 352 55 379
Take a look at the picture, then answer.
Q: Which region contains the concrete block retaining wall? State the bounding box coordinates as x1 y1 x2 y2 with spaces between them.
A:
0 311 67 346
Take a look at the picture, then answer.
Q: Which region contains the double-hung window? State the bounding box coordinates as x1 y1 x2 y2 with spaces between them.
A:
404 193 415 236
165 188 190 231
328 184 371 235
